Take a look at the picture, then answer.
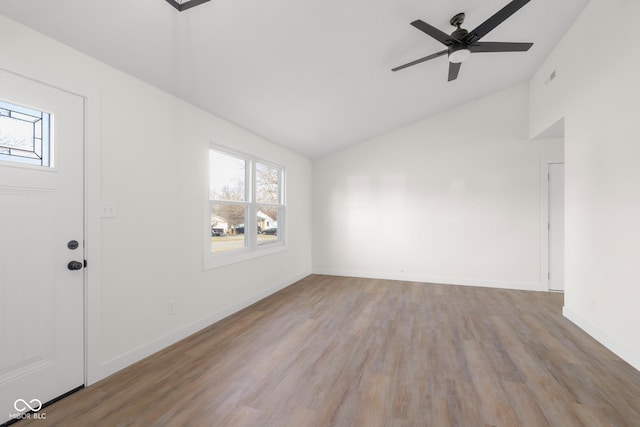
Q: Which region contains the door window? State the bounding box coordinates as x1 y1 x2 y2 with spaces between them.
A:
0 100 51 167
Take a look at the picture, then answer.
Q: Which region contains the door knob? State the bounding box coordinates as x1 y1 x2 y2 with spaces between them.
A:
67 261 83 271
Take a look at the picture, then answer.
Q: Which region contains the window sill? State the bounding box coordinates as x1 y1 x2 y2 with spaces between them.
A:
204 242 286 270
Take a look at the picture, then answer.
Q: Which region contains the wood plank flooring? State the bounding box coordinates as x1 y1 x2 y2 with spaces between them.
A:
13 275 640 426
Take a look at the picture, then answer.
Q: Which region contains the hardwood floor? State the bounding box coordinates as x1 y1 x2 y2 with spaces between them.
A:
13 275 640 426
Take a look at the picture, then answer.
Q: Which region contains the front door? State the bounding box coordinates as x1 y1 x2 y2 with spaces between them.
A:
0 68 84 423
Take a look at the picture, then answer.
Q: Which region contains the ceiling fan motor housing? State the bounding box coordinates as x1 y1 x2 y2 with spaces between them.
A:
449 13 470 63
451 28 469 40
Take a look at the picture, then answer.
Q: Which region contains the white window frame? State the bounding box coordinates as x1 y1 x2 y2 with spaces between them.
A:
205 143 286 269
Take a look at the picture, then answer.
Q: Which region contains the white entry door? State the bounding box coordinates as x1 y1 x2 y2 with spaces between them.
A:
548 162 565 291
0 68 84 423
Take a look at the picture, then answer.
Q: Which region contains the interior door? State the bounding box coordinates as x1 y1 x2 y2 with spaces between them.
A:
0 68 84 422
548 162 565 291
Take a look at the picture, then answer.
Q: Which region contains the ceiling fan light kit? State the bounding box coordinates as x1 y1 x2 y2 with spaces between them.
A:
392 0 534 81
448 47 471 63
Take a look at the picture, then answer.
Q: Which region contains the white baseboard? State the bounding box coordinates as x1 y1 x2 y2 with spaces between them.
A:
563 306 640 372
91 271 310 384
313 269 541 292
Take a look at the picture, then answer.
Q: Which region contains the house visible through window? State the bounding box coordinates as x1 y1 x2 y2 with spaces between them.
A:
207 145 285 266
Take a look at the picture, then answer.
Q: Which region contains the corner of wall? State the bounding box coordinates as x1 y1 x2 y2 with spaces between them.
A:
563 306 640 372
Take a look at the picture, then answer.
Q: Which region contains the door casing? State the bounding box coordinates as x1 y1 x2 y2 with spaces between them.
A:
540 159 565 292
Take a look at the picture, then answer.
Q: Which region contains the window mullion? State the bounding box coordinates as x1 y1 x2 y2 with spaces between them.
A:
248 159 257 250
278 168 283 204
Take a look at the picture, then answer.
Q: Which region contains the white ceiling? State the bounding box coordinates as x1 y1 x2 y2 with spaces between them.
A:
0 0 588 158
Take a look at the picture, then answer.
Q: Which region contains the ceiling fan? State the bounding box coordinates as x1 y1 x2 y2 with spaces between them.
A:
392 0 533 81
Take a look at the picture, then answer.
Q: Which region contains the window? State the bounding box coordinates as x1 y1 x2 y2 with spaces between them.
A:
207 145 285 267
0 100 51 167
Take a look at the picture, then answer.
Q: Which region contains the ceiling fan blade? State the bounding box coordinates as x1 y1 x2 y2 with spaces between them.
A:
391 50 448 72
411 20 458 46
469 42 533 53
448 62 461 82
463 0 531 43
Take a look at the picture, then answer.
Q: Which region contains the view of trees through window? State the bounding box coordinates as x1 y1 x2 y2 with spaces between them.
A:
209 148 284 256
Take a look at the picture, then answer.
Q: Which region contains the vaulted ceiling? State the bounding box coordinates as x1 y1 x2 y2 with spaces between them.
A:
0 0 588 157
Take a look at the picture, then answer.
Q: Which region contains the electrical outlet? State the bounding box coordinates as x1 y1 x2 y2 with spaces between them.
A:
168 300 176 316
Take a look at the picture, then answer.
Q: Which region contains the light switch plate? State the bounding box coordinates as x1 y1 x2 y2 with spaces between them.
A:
100 202 117 218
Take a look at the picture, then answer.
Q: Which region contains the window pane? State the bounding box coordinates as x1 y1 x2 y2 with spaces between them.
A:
257 206 279 245
211 204 247 253
0 100 51 167
256 162 280 204
210 150 246 201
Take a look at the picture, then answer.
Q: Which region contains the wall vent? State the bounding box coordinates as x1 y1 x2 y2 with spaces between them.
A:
545 69 557 85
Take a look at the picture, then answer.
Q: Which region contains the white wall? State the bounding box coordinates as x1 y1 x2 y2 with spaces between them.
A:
313 84 562 290
530 0 640 370
0 16 312 382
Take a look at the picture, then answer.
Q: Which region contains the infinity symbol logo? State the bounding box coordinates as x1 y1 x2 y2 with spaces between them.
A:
14 398 42 412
